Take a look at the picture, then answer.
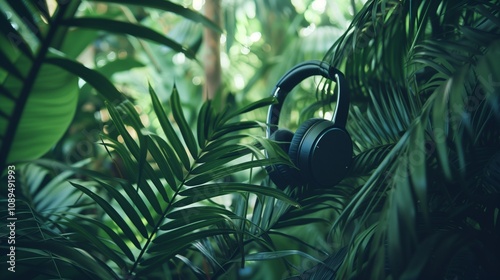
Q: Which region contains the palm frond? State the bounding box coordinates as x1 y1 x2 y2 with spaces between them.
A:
16 85 300 278
320 0 500 278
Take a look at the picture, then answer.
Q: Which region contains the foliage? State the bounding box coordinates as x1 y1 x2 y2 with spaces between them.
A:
2 0 499 279
0 0 220 170
0 1 355 279
316 0 500 278
2 83 313 278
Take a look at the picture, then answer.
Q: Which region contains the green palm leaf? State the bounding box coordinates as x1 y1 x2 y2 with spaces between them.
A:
170 85 199 159
47 84 300 277
149 84 191 169
22 240 119 279
322 1 500 278
70 182 143 249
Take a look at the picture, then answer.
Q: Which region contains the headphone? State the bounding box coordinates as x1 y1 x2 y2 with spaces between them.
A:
266 60 352 189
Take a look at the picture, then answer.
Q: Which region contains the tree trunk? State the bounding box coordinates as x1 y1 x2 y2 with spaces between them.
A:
203 0 222 101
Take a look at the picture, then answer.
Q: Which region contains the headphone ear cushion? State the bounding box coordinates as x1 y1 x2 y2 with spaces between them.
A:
288 118 326 168
289 118 353 187
270 129 294 153
266 129 302 189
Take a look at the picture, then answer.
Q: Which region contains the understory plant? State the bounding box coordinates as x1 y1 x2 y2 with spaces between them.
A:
308 0 500 279
2 81 324 278
2 0 500 279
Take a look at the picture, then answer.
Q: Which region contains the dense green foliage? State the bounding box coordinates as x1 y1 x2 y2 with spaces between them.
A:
1 0 499 279
321 0 500 279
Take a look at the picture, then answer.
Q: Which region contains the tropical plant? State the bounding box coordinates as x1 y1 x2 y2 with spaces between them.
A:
0 0 220 171
1 81 310 278
3 0 499 279
299 0 500 279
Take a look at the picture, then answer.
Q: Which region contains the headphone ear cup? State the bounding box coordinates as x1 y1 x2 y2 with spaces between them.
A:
289 118 352 187
266 129 302 189
270 129 294 153
288 118 325 168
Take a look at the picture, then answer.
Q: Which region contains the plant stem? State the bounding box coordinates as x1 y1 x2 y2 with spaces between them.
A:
128 163 195 276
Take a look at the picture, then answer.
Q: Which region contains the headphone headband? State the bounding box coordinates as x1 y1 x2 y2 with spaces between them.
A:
267 60 349 137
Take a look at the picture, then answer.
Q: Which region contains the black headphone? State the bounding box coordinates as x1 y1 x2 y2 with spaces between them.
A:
266 60 352 189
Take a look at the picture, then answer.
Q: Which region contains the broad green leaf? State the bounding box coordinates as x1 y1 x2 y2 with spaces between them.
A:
61 18 196 59
0 50 24 80
97 57 145 77
0 63 78 164
79 56 145 95
45 57 125 103
60 28 98 59
92 0 223 33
